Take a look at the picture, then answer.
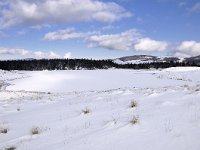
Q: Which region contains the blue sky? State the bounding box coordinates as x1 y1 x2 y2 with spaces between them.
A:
0 0 200 59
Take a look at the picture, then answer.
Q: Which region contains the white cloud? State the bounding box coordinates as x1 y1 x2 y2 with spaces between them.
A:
33 51 61 59
178 2 187 7
87 29 140 51
64 52 72 59
87 29 169 51
134 38 168 51
0 47 71 59
102 25 118 30
43 28 169 52
0 0 131 28
43 28 100 41
44 28 83 41
17 30 26 36
0 47 29 55
175 41 200 57
30 24 51 30
191 2 200 12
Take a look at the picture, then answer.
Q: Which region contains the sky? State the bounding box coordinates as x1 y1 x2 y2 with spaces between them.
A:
0 0 200 60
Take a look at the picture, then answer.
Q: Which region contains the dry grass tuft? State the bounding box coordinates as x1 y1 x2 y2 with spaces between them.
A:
0 127 8 134
130 115 139 125
130 100 138 108
82 108 90 114
31 127 41 135
5 146 16 150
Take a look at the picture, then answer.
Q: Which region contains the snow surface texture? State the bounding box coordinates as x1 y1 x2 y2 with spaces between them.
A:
1 67 200 150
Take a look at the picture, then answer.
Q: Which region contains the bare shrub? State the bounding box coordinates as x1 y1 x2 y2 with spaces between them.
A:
31 127 41 135
130 100 138 108
5 146 16 150
82 108 90 115
0 127 8 134
130 115 139 125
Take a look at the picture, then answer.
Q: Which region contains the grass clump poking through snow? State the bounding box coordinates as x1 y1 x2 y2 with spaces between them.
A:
82 107 90 115
130 100 138 108
5 146 16 150
130 115 139 125
0 127 8 134
17 107 20 111
31 127 41 135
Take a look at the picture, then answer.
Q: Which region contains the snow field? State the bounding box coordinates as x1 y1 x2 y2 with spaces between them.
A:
0 67 200 150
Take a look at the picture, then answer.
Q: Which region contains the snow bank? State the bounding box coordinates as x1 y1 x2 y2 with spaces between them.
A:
164 67 200 72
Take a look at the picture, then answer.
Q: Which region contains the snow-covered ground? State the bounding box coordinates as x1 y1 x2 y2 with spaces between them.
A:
1 67 200 150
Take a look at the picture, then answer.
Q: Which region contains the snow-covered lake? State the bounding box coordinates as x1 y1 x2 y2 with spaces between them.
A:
6 68 200 92
1 67 200 150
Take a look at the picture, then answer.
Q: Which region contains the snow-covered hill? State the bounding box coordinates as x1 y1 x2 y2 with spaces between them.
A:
185 55 200 65
114 55 183 64
1 68 200 150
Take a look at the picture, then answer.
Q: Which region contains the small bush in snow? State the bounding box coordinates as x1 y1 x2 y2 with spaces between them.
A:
130 100 138 108
130 115 139 125
31 127 41 135
82 108 90 114
112 118 118 125
0 127 8 134
5 146 16 150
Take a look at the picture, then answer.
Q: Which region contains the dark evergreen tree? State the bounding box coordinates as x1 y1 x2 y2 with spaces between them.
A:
0 58 199 71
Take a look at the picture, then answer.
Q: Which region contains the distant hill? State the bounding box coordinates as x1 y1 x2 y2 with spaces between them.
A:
0 55 199 70
114 55 182 64
184 55 200 65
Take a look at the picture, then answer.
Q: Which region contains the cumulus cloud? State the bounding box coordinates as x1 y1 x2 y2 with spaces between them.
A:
0 47 71 59
175 41 200 57
134 38 168 51
44 28 83 41
64 52 72 59
87 29 169 51
43 28 169 52
87 29 140 51
0 0 131 28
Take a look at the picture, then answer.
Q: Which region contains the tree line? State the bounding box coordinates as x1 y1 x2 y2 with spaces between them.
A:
0 59 199 71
